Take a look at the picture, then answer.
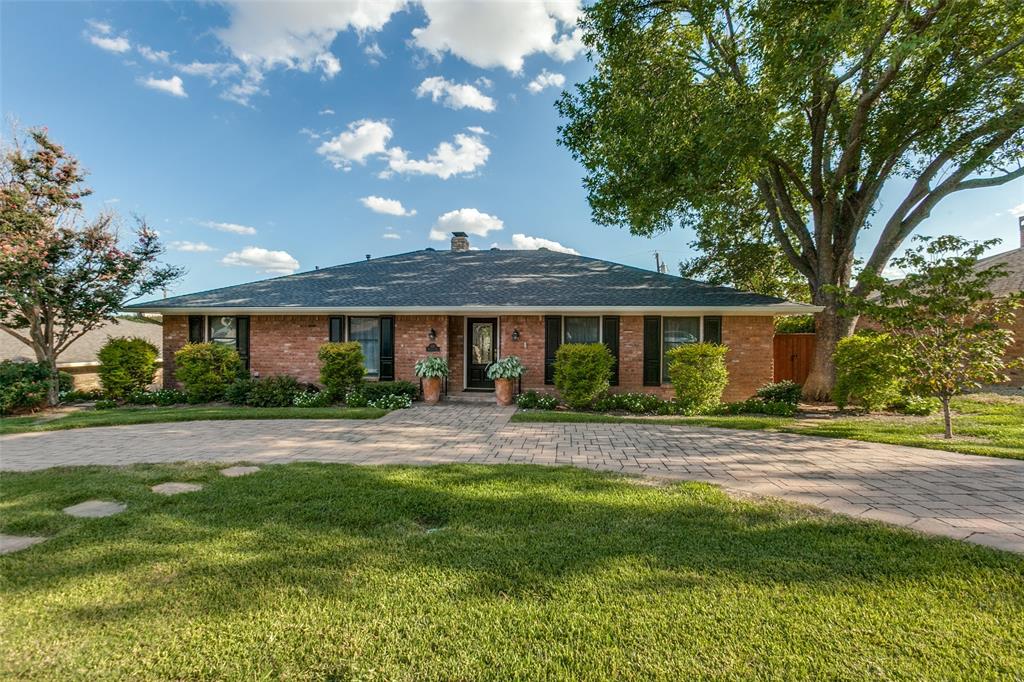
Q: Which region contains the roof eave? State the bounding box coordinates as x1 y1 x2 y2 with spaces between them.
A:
123 303 823 316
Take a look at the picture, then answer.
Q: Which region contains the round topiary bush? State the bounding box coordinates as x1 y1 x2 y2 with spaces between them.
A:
666 343 729 414
318 342 366 401
97 336 159 400
553 343 614 410
174 342 244 403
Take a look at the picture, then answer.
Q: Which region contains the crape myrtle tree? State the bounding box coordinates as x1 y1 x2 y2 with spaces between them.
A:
557 0 1024 398
0 130 182 405
843 235 1022 439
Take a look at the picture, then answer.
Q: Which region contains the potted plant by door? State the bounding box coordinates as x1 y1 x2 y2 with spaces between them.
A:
414 357 449 404
486 356 525 406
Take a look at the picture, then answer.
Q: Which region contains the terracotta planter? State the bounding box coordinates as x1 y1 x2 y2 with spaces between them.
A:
494 378 515 406
422 376 443 404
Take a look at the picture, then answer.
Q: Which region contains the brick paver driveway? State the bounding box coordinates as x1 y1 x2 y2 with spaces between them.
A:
2 404 1022 553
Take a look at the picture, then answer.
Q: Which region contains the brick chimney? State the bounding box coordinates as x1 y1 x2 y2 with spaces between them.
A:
451 231 470 252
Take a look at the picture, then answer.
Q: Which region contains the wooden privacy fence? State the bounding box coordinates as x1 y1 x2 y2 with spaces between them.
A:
773 333 815 384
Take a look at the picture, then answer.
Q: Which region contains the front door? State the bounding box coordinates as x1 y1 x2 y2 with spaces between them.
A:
466 318 497 389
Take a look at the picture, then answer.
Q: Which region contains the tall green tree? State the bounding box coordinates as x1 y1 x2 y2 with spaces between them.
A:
843 235 1021 438
0 130 182 405
558 0 1024 398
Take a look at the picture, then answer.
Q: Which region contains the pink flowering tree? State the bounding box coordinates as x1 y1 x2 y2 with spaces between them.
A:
0 130 182 405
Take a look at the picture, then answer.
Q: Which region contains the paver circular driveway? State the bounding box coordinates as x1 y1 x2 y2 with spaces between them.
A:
2 404 1022 552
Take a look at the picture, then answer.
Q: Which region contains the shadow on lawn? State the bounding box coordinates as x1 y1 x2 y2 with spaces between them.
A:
5 462 1022 624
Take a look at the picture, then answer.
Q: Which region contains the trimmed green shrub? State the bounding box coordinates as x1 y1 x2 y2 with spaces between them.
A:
245 375 301 407
94 398 118 410
318 342 366 400
61 387 105 402
666 343 729 414
592 392 672 415
126 388 187 406
293 389 332 408
516 390 559 410
775 315 815 333
225 377 256 406
833 334 904 411
174 342 244 403
97 337 159 400
0 361 73 415
553 343 615 410
352 381 418 403
756 380 802 405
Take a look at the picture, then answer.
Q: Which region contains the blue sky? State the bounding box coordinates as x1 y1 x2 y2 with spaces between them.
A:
2 1 1021 297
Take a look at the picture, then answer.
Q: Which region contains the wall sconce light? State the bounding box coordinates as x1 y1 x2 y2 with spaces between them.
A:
511 328 521 341
428 328 437 341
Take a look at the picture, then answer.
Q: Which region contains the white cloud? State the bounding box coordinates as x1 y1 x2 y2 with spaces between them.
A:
318 108 336 116
429 208 503 241
511 233 578 254
316 119 393 169
415 76 496 112
89 34 131 53
87 19 112 35
221 73 265 106
216 1 402 74
361 196 416 216
315 52 341 79
466 125 488 135
170 241 216 253
222 246 300 274
364 41 386 64
527 69 565 94
177 61 241 81
140 75 187 98
202 220 257 235
382 228 401 240
138 45 171 63
386 131 490 179
412 0 584 72
1009 202 1024 217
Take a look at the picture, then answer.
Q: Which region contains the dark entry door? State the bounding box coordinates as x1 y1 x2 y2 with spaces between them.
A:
466 318 497 389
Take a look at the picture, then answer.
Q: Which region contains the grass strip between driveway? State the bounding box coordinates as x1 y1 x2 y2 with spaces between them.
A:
1 462 1022 679
0 406 387 435
511 396 1024 460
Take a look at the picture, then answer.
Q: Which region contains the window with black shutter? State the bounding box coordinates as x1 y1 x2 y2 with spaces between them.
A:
236 316 250 370
379 316 395 381
188 316 204 343
642 316 661 386
329 316 345 342
703 316 722 344
544 316 562 385
602 316 619 386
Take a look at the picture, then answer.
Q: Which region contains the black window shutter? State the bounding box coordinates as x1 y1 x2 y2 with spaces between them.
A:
379 316 395 381
544 316 562 385
642 316 661 386
603 316 620 386
188 316 204 343
703 316 722 345
329 316 345 342
236 316 250 371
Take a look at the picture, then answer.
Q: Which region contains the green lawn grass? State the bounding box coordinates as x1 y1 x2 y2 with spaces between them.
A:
1 463 1021 679
0 405 386 435
512 395 1024 460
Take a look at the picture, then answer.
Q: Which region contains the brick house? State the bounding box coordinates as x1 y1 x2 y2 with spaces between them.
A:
127 233 817 401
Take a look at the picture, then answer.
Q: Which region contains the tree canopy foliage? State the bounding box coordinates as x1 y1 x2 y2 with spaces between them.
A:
558 0 1024 397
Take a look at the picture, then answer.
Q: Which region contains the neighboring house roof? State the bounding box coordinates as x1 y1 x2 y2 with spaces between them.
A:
974 244 1023 298
0 318 163 366
126 248 818 314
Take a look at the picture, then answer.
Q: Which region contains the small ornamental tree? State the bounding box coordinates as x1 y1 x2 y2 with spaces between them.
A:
0 129 182 405
844 235 1022 438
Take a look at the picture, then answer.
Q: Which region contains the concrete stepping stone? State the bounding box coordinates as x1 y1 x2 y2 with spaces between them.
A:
220 466 260 478
63 500 126 518
151 482 203 495
0 534 48 555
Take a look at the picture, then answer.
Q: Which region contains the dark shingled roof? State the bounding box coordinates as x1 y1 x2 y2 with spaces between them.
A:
128 248 803 310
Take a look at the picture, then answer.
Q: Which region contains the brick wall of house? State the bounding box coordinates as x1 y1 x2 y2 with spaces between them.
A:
447 316 465 389
498 315 546 390
395 315 448 383
720 315 774 400
162 315 189 388
250 315 329 383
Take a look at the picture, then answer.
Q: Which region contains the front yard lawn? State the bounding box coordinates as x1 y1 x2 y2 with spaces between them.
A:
0 405 386 435
1 463 1021 679
512 394 1024 460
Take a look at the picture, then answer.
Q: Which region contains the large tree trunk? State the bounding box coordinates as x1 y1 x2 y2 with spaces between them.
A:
802 298 858 401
